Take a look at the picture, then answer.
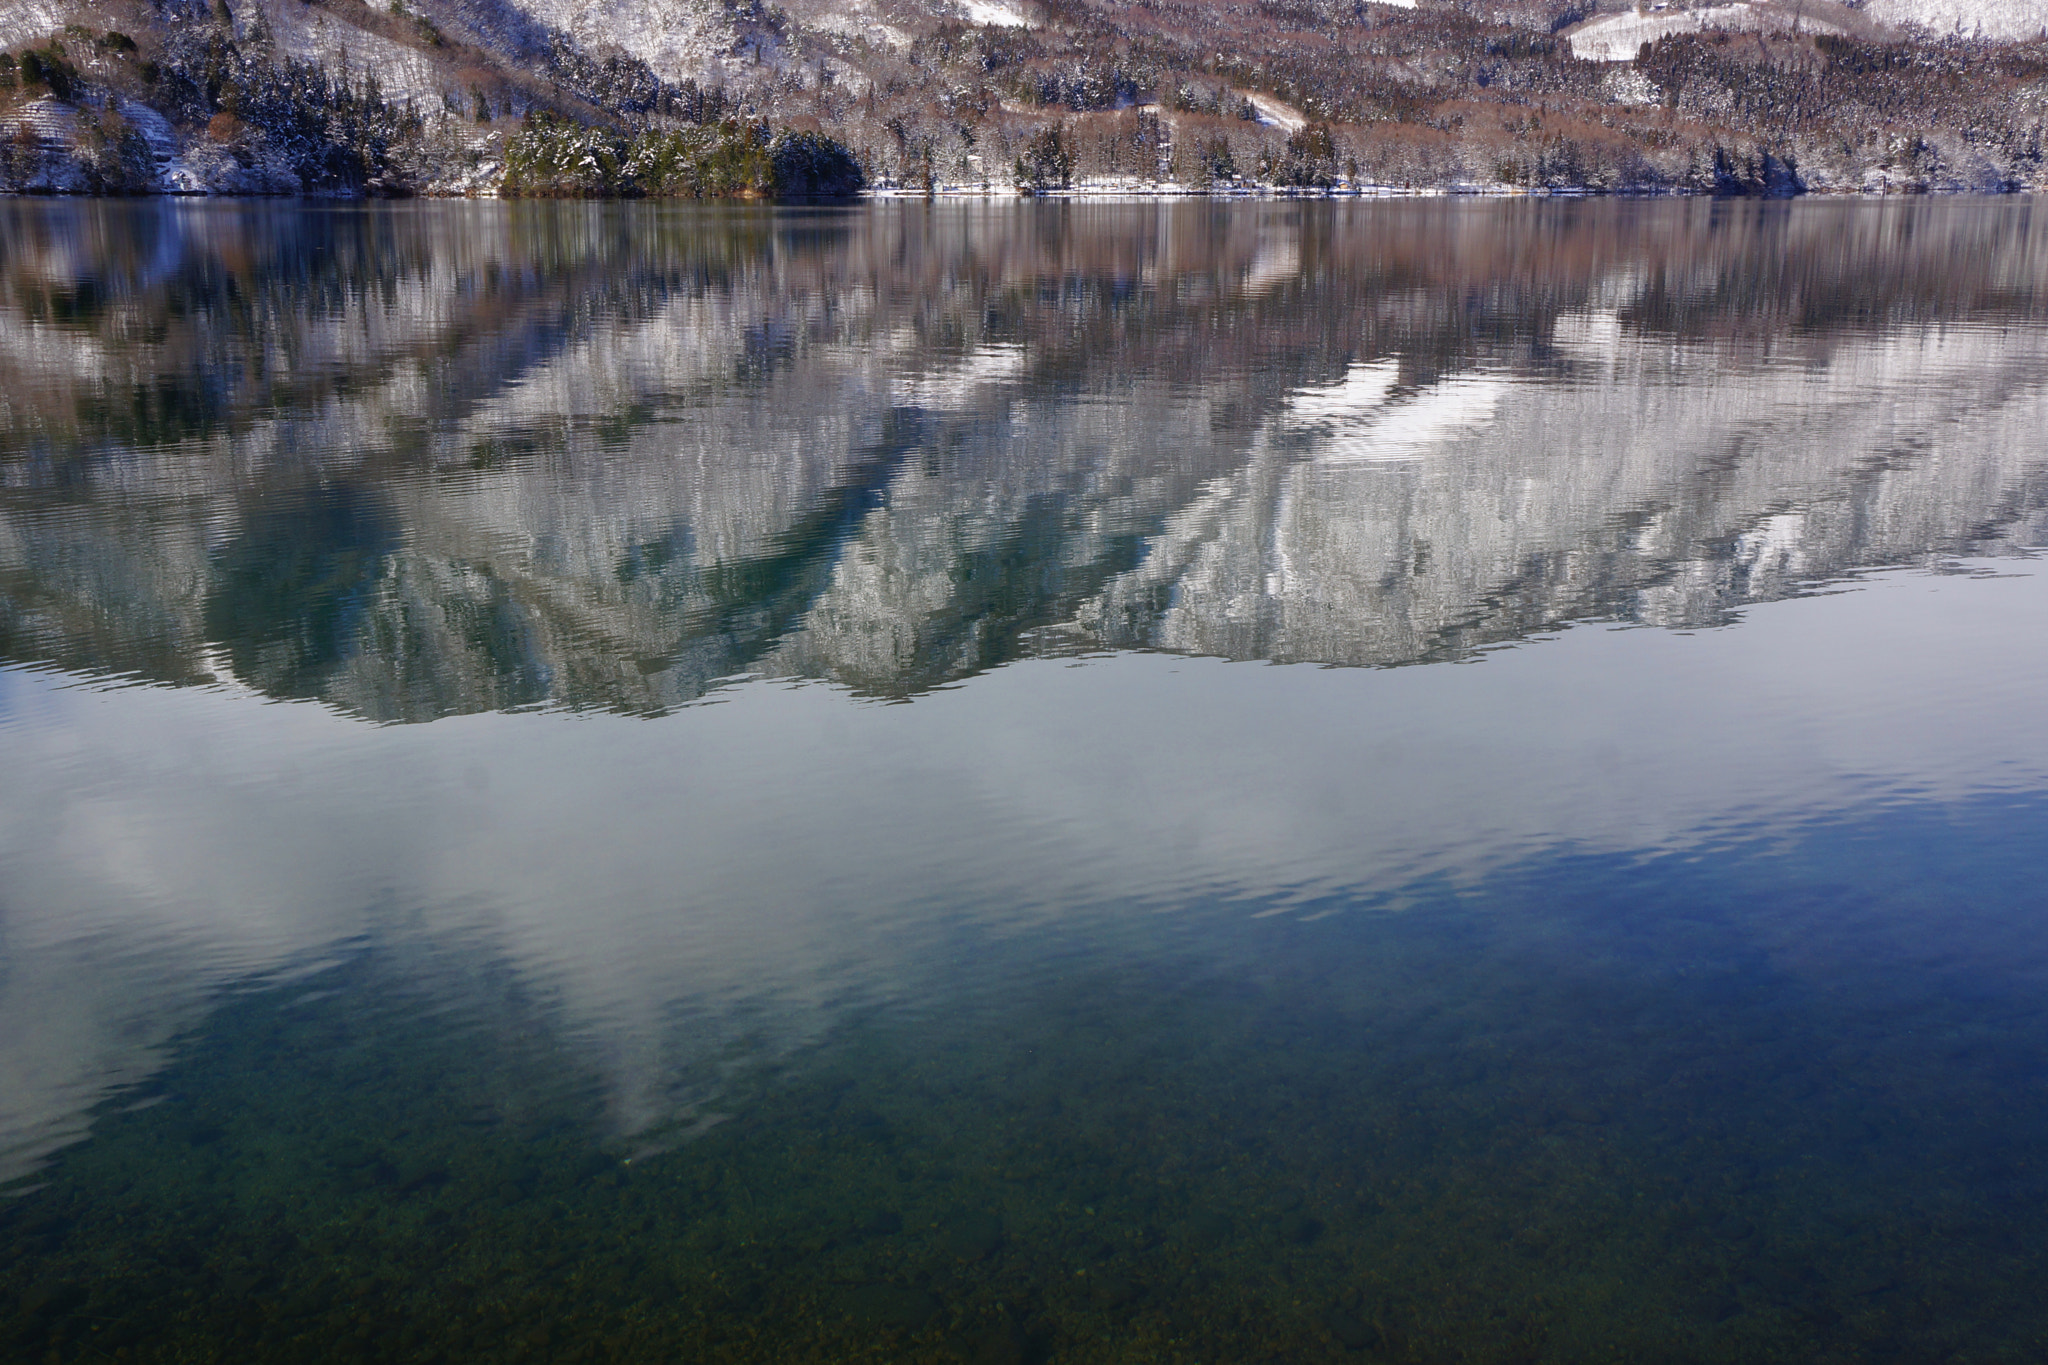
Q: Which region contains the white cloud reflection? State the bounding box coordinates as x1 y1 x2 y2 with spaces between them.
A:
5 559 2048 1186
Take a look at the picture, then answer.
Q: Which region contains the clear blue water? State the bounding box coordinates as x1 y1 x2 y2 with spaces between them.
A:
3 197 2048 1362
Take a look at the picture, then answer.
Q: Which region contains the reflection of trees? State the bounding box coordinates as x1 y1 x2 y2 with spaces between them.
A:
2 198 2047 719
206 485 398 700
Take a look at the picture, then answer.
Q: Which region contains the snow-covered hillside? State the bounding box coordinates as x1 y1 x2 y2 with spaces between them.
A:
2 0 2047 195
1567 2 1863 61
507 0 736 82
1863 0 2048 38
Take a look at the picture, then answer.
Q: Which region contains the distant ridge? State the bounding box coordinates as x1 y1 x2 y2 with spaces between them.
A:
0 0 2044 193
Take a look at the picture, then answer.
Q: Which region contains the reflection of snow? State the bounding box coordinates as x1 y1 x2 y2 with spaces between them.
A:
1336 381 1504 463
1551 309 1625 363
1736 511 1810 577
1286 361 1400 423
893 344 1029 407
959 0 1031 25
1288 367 1503 464
1243 239 1302 296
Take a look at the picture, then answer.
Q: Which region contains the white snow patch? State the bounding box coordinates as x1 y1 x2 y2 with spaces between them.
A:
1604 67 1659 105
1 96 78 148
116 99 202 193
959 0 1031 26
509 0 737 84
1245 92 1307 133
792 0 915 49
1566 3 1850 60
1863 0 2048 39
263 5 452 103
0 0 72 49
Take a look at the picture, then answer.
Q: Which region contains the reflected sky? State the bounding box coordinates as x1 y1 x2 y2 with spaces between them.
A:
6 558 2048 1190
3 197 2048 1262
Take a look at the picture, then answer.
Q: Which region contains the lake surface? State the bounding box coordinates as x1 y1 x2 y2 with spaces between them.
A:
3 196 2048 1363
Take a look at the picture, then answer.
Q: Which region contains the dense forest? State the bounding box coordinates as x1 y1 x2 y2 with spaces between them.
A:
0 0 2043 194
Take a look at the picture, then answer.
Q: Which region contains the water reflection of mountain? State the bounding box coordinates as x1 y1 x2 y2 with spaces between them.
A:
3 198 2047 720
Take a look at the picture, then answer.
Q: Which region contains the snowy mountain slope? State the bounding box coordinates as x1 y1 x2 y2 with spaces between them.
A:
0 0 75 50
1862 0 2048 39
507 0 736 82
1566 2 1872 61
3 0 2048 194
260 1 455 103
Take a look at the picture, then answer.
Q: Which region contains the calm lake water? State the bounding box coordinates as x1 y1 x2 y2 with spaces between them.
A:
3 196 2048 1363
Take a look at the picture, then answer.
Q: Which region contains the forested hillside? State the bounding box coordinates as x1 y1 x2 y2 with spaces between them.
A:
0 0 2044 194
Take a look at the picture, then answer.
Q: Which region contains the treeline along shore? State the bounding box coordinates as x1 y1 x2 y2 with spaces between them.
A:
0 0 2045 197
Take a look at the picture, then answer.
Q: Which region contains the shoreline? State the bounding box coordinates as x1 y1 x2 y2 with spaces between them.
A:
4 183 2035 202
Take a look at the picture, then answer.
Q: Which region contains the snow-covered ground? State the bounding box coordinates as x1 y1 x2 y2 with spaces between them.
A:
1245 91 1307 132
1567 0 2045 55
958 0 1030 26
509 0 736 83
1863 0 2048 38
261 0 454 105
1567 3 1850 61
114 99 205 193
785 0 915 49
0 0 79 49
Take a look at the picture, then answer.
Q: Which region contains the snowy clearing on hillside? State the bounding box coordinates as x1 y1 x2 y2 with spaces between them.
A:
0 0 78 48
265 4 450 104
1567 3 1850 60
1864 0 2048 38
958 0 1031 26
511 0 736 83
1246 92 1307 131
